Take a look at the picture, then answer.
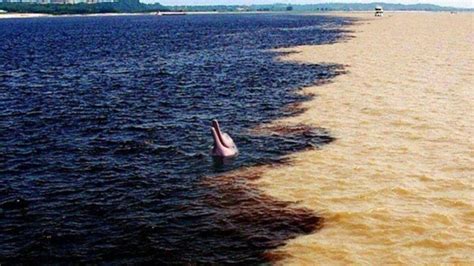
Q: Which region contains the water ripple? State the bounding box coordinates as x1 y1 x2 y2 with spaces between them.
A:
0 14 352 263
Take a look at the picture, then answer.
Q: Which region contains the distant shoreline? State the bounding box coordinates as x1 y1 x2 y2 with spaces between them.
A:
0 12 214 19
0 11 281 19
0 12 158 19
0 10 470 19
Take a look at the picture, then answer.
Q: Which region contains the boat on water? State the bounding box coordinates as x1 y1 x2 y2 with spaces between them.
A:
156 11 187 16
374 6 384 17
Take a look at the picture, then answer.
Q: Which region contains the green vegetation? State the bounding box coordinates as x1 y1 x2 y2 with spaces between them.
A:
287 3 464 11
168 3 467 12
0 1 469 15
0 0 167 15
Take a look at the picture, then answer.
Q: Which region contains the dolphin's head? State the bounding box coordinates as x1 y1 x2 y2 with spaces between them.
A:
211 120 238 158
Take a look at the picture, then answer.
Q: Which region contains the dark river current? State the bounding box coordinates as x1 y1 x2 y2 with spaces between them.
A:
0 14 351 263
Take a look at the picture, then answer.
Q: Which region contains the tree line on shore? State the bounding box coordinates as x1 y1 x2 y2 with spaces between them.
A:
0 0 166 15
0 1 467 15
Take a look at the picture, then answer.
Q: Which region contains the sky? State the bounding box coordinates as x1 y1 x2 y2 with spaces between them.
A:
144 0 474 8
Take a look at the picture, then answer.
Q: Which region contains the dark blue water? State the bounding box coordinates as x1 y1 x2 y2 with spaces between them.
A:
0 14 351 263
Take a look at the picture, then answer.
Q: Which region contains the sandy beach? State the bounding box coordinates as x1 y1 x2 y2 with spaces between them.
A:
0 13 51 19
251 12 474 264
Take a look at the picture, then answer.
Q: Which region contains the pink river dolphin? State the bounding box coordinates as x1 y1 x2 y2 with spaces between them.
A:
210 120 238 158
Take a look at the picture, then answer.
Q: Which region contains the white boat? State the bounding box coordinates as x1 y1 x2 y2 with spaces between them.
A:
375 6 383 17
